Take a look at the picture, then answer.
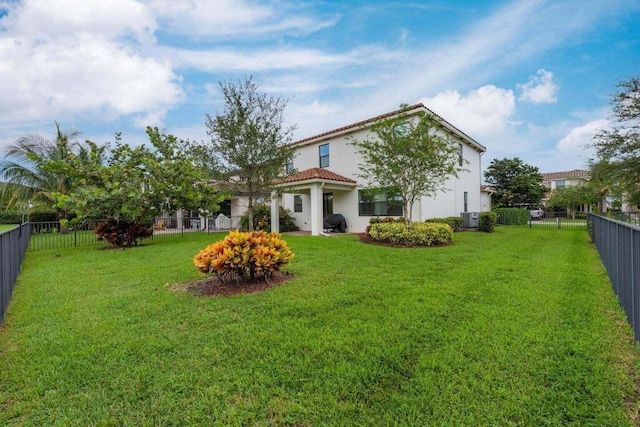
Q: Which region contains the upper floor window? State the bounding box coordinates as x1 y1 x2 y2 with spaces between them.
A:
556 180 565 189
319 143 330 168
285 160 294 174
458 143 464 166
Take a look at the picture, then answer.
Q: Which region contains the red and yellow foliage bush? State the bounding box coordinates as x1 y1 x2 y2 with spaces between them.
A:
194 230 294 283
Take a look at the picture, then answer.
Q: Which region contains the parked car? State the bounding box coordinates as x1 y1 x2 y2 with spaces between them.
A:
530 209 544 220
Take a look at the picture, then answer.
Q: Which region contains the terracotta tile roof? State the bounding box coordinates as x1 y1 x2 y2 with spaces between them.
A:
276 167 356 185
291 103 485 152
541 169 590 181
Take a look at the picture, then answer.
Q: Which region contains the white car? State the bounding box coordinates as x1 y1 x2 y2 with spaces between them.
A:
530 209 544 220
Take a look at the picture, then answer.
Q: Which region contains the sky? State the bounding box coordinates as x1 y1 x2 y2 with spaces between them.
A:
0 0 638 176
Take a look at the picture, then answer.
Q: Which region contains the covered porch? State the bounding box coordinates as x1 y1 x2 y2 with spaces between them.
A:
270 168 357 236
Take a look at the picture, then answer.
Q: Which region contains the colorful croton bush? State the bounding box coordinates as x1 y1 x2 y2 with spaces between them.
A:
368 221 453 247
194 230 294 283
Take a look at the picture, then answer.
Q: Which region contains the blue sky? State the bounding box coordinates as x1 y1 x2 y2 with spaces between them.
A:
0 0 638 174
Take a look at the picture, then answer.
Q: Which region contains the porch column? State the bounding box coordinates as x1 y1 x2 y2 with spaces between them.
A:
270 191 279 233
310 184 322 236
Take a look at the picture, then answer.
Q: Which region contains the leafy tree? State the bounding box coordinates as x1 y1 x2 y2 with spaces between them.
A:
593 75 640 206
46 127 223 245
547 184 598 219
197 76 296 231
588 158 620 212
484 158 546 208
349 105 464 223
0 122 95 218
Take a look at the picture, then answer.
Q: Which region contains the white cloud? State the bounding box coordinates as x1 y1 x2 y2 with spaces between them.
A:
153 0 339 38
163 46 355 72
1 0 156 43
518 69 559 104
419 85 517 140
556 119 608 157
0 0 182 127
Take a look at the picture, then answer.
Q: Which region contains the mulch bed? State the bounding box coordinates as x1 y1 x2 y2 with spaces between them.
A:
174 271 295 297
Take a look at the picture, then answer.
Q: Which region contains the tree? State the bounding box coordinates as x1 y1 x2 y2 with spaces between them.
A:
484 158 546 208
588 158 620 212
198 76 296 231
46 127 223 245
349 105 464 223
593 75 640 206
546 184 598 219
0 122 94 218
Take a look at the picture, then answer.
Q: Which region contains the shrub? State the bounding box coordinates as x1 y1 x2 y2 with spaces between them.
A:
239 205 299 232
366 216 405 234
493 208 529 225
194 230 294 283
479 212 497 233
94 219 153 247
425 216 463 232
368 222 453 247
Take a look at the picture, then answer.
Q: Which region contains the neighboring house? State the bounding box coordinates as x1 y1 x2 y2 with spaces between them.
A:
264 103 487 235
541 169 590 192
540 169 602 213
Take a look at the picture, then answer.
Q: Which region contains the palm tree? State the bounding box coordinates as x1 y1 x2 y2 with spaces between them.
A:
0 122 87 218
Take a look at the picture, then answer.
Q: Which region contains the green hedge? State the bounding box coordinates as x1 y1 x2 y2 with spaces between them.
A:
0 211 23 224
425 216 463 232
493 208 529 225
28 210 60 222
368 222 453 247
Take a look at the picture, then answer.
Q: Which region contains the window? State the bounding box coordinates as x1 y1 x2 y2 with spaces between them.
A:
393 122 410 137
294 195 302 213
358 190 403 216
319 143 330 168
285 160 294 174
556 180 565 189
464 191 468 213
458 143 464 166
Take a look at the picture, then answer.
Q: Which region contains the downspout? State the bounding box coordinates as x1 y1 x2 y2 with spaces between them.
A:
319 182 331 237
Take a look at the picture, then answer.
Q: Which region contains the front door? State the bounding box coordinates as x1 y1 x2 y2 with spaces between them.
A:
323 192 333 217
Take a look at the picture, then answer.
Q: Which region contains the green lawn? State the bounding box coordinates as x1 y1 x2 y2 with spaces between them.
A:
0 224 18 232
1 228 638 425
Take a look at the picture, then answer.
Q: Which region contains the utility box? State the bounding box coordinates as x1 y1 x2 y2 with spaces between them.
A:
462 212 480 228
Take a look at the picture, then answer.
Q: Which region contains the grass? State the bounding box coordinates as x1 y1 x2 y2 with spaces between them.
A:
0 224 18 232
0 228 638 425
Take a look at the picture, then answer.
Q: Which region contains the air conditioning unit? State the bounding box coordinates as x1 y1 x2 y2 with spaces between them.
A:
462 212 480 228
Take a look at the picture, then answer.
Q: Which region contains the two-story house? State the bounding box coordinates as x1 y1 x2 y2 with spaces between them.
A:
266 103 488 235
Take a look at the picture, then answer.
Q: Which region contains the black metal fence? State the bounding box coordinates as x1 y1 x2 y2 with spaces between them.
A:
527 212 587 230
1 223 31 323
27 216 242 252
588 213 640 341
495 209 588 230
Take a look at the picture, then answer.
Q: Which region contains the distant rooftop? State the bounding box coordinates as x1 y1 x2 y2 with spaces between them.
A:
541 169 590 182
